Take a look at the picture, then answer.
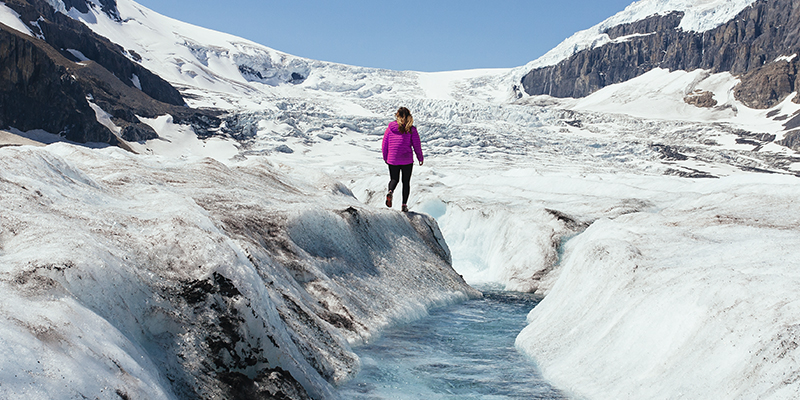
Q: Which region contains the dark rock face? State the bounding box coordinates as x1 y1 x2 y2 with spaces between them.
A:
521 0 800 108
0 0 226 147
120 123 158 142
0 26 115 143
61 0 90 14
651 144 689 161
604 11 685 40
219 370 311 400
5 0 183 106
172 272 315 400
61 0 119 19
734 58 798 108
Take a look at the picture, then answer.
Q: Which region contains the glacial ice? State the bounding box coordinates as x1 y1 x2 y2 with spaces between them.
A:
516 174 800 399
0 144 478 399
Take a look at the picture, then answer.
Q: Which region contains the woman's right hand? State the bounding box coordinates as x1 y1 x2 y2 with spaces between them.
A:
419 161 424 166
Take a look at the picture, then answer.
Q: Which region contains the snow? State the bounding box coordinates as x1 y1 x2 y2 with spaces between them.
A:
66 48 90 62
44 0 67 14
0 130 45 147
610 32 656 43
621 0 759 33
570 68 744 123
87 100 122 136
129 114 240 162
55 0 516 111
775 54 798 63
3 126 111 148
0 287 172 399
0 2 33 36
416 68 514 102
130 73 141 90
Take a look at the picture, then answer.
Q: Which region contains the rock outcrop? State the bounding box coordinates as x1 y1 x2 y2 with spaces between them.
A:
0 25 115 143
521 0 800 109
5 0 183 106
684 90 718 108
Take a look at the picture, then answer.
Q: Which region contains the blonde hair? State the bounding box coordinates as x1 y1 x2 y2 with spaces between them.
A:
395 107 414 133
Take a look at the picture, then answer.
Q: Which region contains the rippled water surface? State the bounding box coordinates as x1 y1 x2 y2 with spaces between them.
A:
336 287 567 399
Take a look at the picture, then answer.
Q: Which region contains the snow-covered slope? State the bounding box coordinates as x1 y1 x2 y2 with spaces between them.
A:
537 67 800 147
0 2 34 36
53 0 513 111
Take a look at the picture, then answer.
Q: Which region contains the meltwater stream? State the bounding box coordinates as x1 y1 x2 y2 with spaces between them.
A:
336 287 567 399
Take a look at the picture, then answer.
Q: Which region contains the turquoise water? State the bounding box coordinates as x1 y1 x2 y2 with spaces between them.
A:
336 287 566 399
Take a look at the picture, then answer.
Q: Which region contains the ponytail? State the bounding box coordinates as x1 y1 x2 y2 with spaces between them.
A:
395 107 414 133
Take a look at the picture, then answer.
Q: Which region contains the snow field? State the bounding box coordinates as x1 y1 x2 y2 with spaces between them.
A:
131 114 240 160
73 46 800 397
54 0 517 112
0 286 171 400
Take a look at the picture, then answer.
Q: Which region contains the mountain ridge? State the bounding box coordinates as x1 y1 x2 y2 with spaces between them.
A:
0 0 228 145
521 0 800 111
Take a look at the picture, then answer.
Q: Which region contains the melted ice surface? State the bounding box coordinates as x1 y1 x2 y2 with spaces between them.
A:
337 288 566 399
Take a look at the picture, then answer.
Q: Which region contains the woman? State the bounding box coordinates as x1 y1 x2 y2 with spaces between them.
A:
382 107 424 212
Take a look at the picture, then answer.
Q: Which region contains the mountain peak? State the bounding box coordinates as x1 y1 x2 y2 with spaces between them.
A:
521 0 798 104
523 0 758 72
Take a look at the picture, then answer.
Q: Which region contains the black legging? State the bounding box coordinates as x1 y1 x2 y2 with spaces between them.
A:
388 163 413 205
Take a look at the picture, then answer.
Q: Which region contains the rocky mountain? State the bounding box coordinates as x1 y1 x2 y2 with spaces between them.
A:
521 0 799 111
0 0 221 146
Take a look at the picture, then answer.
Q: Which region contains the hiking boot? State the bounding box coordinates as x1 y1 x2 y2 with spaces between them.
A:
401 204 408 212
385 192 393 207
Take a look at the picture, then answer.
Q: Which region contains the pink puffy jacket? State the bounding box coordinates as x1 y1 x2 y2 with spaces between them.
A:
382 121 424 165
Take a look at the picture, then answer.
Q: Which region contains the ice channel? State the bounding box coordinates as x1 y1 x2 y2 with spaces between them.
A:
335 286 567 399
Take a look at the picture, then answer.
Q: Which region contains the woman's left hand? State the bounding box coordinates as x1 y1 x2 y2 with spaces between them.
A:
419 161 424 166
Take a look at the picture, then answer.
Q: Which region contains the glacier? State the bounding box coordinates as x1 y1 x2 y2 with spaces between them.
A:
3 0 800 398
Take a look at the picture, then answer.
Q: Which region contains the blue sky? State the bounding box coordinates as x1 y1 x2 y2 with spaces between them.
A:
134 0 635 72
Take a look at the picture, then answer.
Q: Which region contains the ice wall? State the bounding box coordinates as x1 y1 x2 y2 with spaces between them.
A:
516 174 800 399
0 144 478 399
